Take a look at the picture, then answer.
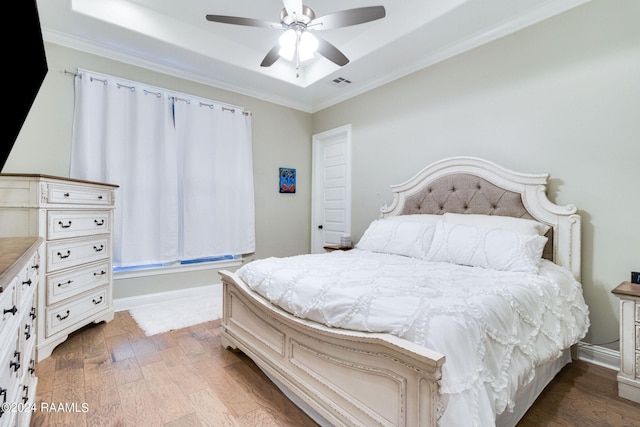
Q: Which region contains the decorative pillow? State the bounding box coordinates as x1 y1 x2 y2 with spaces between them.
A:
443 213 550 236
356 215 441 258
425 221 548 273
384 214 442 223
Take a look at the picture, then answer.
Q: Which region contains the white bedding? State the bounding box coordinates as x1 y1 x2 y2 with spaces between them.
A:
237 249 590 427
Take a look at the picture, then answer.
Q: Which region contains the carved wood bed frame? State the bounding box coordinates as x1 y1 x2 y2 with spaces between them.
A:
219 156 581 427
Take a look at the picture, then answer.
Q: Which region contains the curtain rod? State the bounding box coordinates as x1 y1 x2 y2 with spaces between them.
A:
64 68 252 116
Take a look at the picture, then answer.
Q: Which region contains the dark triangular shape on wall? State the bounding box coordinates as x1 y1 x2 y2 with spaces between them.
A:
2 0 48 171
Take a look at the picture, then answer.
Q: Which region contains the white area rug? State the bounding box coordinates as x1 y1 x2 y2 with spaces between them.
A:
129 284 222 336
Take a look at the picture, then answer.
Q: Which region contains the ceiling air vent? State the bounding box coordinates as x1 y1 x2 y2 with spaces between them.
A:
330 77 352 87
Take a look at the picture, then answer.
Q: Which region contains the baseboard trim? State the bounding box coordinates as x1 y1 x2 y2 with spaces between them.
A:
575 341 619 371
113 283 221 312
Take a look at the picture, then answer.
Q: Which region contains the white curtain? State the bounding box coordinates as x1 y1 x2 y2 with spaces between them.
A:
70 70 254 267
174 100 255 259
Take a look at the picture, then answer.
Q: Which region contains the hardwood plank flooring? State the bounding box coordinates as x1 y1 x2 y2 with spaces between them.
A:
31 311 640 426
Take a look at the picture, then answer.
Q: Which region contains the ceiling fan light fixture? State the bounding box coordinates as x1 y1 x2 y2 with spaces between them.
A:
298 31 318 61
278 29 297 61
206 2 386 69
278 29 318 63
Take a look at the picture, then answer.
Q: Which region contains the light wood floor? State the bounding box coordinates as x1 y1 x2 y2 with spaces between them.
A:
31 311 640 427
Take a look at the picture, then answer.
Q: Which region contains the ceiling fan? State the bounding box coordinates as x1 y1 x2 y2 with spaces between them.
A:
206 0 385 71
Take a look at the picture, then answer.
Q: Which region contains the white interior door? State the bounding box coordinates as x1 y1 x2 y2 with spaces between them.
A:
311 124 352 253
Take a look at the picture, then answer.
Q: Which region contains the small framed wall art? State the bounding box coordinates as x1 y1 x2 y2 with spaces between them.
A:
279 167 296 193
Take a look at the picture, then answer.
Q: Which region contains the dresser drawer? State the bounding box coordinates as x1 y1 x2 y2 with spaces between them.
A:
47 210 111 240
0 330 20 397
0 361 19 423
45 182 114 206
0 279 18 339
16 367 37 427
45 288 108 337
22 290 37 350
0 407 17 427
46 262 110 305
28 249 41 285
18 254 39 303
46 236 109 272
636 302 640 323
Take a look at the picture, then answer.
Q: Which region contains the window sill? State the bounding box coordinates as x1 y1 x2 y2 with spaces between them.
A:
113 257 242 280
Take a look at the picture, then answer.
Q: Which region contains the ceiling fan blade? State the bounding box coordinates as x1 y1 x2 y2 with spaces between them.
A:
206 15 281 29
312 6 386 30
316 36 349 66
282 0 303 21
260 44 281 67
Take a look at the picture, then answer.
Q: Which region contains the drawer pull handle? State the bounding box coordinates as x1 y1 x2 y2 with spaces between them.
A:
94 219 105 226
28 359 35 375
22 385 29 403
57 310 70 321
93 245 104 252
93 296 104 305
58 220 72 228
24 324 31 340
10 351 20 372
64 192 70 197
98 195 103 200
94 270 106 277
22 279 32 287
3 305 17 316
30 307 36 320
57 250 71 259
58 279 73 287
31 264 39 271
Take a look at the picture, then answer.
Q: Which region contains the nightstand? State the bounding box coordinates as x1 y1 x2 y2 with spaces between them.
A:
612 281 640 403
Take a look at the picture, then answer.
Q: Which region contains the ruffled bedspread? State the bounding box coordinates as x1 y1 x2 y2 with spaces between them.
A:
237 249 590 427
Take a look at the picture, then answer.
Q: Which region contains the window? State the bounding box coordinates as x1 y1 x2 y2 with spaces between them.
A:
70 70 255 269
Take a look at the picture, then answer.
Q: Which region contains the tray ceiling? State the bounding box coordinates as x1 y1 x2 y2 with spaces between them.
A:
37 0 590 112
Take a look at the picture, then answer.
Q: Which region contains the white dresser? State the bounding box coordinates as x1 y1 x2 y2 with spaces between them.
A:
0 237 42 427
0 175 118 361
612 281 640 403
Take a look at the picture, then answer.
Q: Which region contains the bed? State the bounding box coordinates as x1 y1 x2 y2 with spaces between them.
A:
218 156 590 427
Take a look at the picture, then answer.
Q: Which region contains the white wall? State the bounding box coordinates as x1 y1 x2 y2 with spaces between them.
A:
4 43 313 299
312 0 640 349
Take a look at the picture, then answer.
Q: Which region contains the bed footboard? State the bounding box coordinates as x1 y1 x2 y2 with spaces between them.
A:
219 270 446 427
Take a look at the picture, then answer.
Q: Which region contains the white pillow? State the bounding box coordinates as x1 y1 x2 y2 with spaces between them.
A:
425 221 548 273
384 214 442 223
443 213 550 236
356 215 441 258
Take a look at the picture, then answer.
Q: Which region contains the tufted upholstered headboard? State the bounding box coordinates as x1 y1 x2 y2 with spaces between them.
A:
381 157 582 280
398 173 554 261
